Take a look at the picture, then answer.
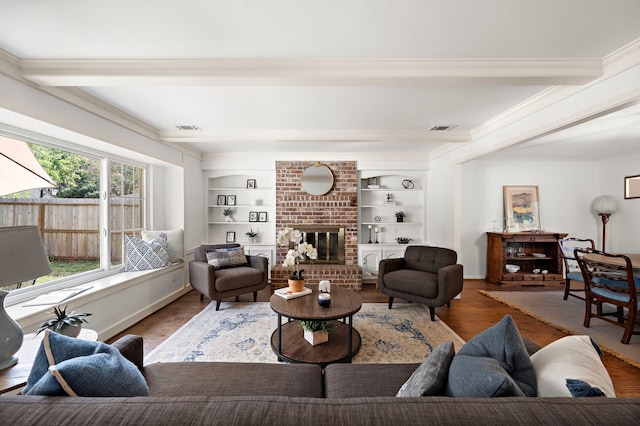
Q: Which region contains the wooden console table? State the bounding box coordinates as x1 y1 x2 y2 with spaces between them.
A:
486 232 567 286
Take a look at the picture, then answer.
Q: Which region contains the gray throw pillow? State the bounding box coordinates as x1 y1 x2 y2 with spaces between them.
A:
446 314 536 397
396 341 455 397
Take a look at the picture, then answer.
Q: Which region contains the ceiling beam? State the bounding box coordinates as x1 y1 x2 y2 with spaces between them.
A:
20 58 602 86
159 129 470 143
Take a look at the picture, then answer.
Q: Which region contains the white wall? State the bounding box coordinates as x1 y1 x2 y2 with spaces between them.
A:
597 151 640 253
460 159 600 278
184 153 204 252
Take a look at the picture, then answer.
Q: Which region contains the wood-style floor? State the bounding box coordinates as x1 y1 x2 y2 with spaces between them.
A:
108 279 640 397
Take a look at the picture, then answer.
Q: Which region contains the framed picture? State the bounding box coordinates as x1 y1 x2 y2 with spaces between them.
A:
247 179 256 189
624 174 640 199
503 185 541 232
217 195 226 205
249 211 258 222
258 211 268 222
226 231 236 242
227 195 236 206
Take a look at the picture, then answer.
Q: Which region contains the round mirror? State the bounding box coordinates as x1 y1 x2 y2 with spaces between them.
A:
301 163 334 195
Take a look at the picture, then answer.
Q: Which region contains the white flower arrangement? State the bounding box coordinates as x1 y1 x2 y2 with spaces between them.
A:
276 227 318 280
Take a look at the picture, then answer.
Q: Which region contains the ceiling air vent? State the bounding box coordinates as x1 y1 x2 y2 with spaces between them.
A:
429 125 457 131
175 125 201 131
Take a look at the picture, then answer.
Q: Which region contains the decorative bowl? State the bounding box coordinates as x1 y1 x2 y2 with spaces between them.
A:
531 253 546 258
395 237 412 244
505 264 520 273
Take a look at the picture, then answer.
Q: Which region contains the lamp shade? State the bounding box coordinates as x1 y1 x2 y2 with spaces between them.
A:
0 226 52 286
592 195 618 215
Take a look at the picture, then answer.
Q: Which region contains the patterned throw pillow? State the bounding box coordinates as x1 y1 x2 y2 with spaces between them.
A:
124 233 170 272
206 247 248 269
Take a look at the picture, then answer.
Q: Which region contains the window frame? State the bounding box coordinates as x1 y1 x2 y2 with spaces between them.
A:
2 134 149 306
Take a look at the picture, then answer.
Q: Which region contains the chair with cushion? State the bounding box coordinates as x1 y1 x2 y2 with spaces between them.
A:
189 243 269 310
558 237 595 300
574 248 640 344
377 245 463 321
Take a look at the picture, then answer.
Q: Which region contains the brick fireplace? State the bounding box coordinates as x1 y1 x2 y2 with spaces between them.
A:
272 161 362 290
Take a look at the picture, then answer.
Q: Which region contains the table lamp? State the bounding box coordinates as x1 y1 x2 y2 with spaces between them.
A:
592 195 618 252
0 226 52 370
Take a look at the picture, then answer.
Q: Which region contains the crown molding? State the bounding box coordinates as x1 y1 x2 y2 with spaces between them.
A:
20 58 602 86
159 129 470 143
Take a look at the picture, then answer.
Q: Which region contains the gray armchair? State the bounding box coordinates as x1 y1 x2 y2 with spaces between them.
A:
377 246 463 321
189 243 269 310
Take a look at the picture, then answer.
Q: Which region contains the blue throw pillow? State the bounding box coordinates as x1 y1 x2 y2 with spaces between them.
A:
23 330 149 397
446 314 536 397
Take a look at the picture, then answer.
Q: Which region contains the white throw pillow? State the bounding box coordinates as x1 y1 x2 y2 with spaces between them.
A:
142 229 184 263
530 335 615 397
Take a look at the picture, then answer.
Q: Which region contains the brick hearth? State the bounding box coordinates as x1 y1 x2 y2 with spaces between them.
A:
274 161 362 290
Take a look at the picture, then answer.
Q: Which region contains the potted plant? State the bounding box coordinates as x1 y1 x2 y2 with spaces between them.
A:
395 211 406 222
245 229 259 243
276 227 318 292
299 320 334 346
223 208 234 222
35 304 92 337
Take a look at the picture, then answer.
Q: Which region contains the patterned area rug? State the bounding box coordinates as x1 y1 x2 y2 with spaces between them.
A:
479 290 640 369
144 302 465 365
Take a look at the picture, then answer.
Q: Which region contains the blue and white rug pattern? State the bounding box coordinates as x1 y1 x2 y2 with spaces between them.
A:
144 302 465 365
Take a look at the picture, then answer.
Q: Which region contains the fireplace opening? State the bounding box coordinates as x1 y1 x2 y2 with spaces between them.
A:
296 225 345 265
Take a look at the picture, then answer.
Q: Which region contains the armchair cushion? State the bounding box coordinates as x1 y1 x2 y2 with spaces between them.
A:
383 269 438 298
206 247 248 269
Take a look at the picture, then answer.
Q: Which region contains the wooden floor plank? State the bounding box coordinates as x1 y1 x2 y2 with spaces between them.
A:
108 279 640 397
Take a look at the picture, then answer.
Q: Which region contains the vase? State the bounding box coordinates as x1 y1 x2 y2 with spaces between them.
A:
288 279 305 293
0 290 24 370
396 217 403 222
225 216 233 222
60 324 82 338
304 329 329 346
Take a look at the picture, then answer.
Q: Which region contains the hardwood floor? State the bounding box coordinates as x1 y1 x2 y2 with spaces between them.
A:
109 279 640 397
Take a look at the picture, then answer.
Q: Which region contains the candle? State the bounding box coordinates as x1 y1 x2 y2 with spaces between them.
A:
374 227 379 232
368 225 372 229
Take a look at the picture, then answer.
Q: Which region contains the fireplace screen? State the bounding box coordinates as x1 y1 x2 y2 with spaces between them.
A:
296 225 345 265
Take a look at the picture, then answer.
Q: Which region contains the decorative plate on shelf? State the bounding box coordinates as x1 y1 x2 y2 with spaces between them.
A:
531 253 546 258
396 237 412 244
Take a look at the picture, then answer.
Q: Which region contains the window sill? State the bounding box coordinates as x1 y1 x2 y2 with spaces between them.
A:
7 263 184 325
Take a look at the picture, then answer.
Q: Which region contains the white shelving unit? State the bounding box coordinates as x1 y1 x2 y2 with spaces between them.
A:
205 172 275 252
358 172 426 280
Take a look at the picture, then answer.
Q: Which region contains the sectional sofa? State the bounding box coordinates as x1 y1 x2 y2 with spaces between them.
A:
1 329 639 425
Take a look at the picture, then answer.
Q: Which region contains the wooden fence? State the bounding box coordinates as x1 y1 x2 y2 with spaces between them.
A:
0 198 141 260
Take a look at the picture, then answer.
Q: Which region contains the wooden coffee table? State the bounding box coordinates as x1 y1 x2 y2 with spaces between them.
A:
270 284 362 366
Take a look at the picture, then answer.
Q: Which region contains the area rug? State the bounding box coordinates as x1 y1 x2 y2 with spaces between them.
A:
144 302 465 365
479 290 640 368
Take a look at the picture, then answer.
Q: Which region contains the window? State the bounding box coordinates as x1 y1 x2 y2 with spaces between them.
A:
0 138 147 300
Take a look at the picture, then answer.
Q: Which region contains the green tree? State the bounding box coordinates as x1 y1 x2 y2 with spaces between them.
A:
29 144 100 198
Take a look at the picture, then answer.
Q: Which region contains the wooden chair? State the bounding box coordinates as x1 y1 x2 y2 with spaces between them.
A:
574 248 640 344
558 238 595 300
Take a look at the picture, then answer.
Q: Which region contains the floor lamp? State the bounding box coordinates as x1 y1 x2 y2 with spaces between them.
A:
592 195 618 252
0 226 52 370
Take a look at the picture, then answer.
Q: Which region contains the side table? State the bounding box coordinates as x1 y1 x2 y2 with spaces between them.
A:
0 328 98 395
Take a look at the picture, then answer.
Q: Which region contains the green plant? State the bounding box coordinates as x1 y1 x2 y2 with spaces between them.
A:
245 229 259 237
35 304 92 335
299 320 334 332
223 208 233 216
395 211 406 219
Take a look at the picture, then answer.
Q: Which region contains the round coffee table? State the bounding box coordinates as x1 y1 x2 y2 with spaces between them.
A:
270 284 362 366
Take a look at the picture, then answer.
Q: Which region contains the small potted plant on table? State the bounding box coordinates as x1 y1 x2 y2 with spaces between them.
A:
299 320 334 346
395 211 406 222
35 304 92 337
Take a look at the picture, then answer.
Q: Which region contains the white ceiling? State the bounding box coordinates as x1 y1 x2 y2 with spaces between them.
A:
0 0 639 158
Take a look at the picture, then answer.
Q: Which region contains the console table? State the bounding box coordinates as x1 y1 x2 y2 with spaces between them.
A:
269 284 362 367
486 232 567 286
